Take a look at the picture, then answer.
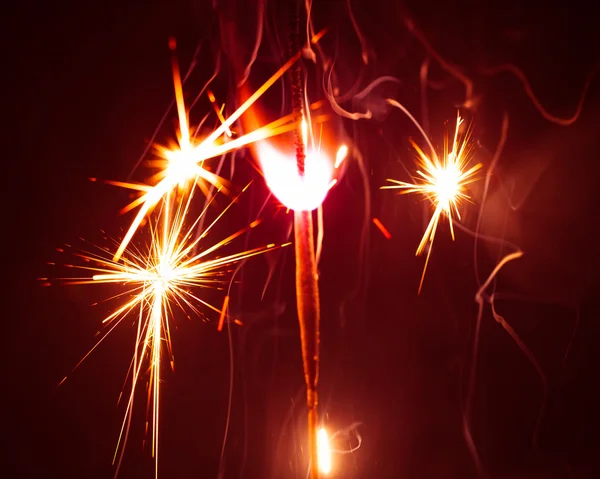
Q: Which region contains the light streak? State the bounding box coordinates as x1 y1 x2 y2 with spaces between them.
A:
382 112 482 292
58 186 288 477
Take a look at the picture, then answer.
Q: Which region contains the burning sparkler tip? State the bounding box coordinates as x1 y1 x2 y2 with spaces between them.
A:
383 113 481 288
217 296 230 332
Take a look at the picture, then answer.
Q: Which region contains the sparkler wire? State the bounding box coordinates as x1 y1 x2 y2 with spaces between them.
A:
290 2 320 476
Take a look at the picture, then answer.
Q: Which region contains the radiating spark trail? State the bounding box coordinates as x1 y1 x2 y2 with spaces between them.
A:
110 41 319 261
58 187 288 477
382 112 482 292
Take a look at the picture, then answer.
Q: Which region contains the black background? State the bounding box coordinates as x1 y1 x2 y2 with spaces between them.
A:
5 1 600 478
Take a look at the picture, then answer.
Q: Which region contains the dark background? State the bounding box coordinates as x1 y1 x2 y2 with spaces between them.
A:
5 1 600 478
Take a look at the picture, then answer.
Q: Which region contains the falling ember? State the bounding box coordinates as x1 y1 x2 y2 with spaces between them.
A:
317 427 333 475
382 112 482 292
372 217 392 239
217 295 229 332
56 187 288 477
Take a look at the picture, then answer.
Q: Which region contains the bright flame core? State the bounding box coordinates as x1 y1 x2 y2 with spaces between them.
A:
163 149 200 188
257 143 334 211
317 427 332 474
432 159 462 211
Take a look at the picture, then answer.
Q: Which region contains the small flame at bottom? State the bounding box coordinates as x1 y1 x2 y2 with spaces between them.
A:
317 427 332 475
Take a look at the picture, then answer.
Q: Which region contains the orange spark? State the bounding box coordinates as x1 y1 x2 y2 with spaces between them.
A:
372 217 392 239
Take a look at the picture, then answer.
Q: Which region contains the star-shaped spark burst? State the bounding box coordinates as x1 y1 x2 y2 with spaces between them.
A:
108 41 308 261
382 113 482 292
53 185 288 477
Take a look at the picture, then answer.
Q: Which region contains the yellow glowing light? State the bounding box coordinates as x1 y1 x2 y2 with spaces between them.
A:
317 427 332 475
382 113 482 292
59 187 288 476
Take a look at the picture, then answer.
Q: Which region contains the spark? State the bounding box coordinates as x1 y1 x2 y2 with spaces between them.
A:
372 217 392 239
58 186 288 477
110 42 313 261
382 113 482 292
317 427 333 475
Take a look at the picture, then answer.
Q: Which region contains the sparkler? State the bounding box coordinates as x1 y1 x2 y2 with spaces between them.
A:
233 33 347 479
251 115 346 479
56 186 287 477
382 107 482 292
244 27 346 475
